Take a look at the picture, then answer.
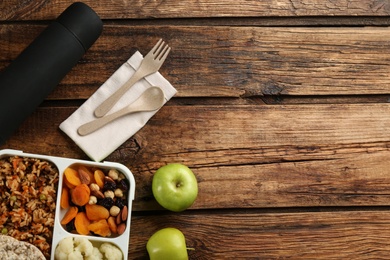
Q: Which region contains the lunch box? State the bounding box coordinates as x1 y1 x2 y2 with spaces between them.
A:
0 149 135 260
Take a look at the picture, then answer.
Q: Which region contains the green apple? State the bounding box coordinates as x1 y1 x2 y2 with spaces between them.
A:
147 227 188 260
152 163 198 212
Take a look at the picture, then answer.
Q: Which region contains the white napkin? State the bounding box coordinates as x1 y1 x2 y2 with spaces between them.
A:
60 51 177 162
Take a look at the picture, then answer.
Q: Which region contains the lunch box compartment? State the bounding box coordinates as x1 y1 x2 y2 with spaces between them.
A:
0 149 135 260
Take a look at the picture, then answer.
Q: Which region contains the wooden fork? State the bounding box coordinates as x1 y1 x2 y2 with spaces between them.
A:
94 39 171 117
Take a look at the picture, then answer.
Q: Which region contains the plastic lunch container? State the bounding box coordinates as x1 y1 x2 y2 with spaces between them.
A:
0 149 135 260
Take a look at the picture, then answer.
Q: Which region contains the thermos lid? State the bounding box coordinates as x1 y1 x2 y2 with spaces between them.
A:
57 2 103 51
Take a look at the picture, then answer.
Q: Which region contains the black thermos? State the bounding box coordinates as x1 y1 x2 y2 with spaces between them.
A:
0 2 103 145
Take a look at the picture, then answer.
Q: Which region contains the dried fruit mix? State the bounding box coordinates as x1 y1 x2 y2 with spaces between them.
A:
60 165 130 237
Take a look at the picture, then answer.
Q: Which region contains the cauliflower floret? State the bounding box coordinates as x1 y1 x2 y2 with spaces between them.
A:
74 237 94 257
55 237 105 260
55 237 74 260
85 247 103 260
99 243 123 260
68 250 83 260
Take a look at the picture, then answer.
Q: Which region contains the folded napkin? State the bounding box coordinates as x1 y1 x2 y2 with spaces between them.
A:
60 51 177 161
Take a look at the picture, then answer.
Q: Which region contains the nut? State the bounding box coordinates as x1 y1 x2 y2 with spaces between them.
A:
110 206 120 217
116 213 121 225
121 205 128 222
88 196 97 205
91 190 104 199
108 169 119 180
118 173 126 181
104 176 115 184
89 183 100 191
114 188 123 198
78 168 91 184
107 216 117 234
103 176 116 190
104 190 115 199
117 223 126 235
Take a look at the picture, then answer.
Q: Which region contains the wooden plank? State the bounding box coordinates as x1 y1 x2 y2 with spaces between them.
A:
4 103 390 162
131 148 390 210
121 103 390 210
1 0 390 21
2 104 390 210
2 25 390 99
129 210 390 258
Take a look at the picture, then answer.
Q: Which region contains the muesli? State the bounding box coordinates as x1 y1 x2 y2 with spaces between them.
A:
0 156 59 259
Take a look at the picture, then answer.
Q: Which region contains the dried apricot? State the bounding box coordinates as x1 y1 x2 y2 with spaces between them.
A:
85 204 109 221
75 212 91 235
94 169 105 189
61 206 78 225
64 167 81 186
60 187 70 209
63 176 76 189
88 219 111 237
71 184 90 206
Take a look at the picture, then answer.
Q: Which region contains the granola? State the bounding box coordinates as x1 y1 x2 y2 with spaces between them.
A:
0 156 59 259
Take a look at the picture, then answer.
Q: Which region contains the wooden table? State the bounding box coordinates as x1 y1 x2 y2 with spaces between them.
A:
2 1 390 259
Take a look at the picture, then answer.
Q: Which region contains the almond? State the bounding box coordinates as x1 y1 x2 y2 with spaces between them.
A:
103 176 116 190
116 213 121 225
91 190 104 199
121 205 128 222
78 167 91 185
107 216 117 234
117 223 126 235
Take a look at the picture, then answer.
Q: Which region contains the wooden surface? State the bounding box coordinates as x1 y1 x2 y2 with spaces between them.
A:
2 1 390 259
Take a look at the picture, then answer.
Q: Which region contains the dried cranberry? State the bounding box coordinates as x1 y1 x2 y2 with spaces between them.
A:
98 197 114 209
117 179 129 191
77 205 85 212
66 219 75 232
115 198 127 209
103 179 116 191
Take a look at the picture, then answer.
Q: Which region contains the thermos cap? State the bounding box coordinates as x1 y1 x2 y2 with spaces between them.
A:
57 2 103 51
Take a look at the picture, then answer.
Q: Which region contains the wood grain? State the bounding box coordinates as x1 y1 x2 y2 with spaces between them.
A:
2 104 390 211
2 25 390 99
1 0 390 20
129 210 390 259
2 1 390 258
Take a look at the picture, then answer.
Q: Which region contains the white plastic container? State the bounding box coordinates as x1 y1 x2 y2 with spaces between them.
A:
0 149 135 260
